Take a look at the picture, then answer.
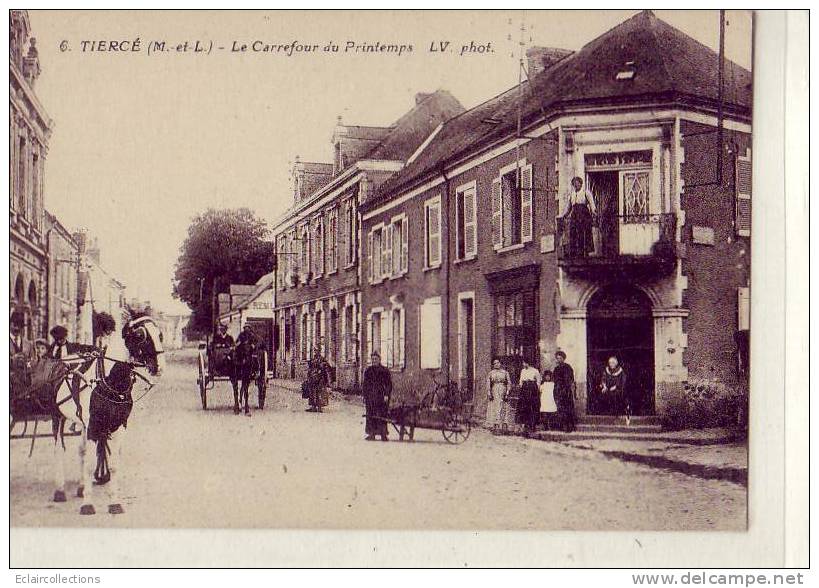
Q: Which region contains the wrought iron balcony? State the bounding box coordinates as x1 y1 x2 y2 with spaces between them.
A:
556 213 677 278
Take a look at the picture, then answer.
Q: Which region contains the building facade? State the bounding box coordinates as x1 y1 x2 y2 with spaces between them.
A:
359 11 752 424
10 10 52 342
44 211 80 340
74 233 128 345
271 91 465 390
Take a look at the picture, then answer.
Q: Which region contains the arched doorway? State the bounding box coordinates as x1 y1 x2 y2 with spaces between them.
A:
586 284 655 416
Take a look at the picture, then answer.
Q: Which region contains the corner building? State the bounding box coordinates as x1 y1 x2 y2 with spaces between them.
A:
359 11 752 425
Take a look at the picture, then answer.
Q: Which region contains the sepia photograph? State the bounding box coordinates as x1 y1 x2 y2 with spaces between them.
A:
6 7 809 569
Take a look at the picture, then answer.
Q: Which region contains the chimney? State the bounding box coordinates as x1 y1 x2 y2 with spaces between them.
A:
415 92 433 105
526 46 573 79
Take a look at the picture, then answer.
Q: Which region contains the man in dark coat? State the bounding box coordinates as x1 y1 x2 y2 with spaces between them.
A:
553 350 576 433
48 325 93 359
362 351 392 441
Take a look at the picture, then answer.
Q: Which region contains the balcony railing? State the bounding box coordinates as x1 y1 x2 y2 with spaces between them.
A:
556 213 677 276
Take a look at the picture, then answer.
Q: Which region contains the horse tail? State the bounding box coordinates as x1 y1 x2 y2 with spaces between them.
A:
94 436 111 485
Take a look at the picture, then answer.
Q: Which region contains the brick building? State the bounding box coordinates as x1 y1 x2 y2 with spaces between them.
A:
359 11 752 424
10 9 52 342
271 91 465 389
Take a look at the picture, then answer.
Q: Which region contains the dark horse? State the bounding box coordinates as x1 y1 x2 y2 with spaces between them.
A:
231 338 258 416
14 314 165 515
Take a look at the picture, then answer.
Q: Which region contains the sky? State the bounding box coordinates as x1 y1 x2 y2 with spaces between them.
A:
27 10 752 315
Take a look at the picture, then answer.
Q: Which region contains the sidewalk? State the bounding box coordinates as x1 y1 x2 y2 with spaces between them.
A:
531 429 748 486
269 377 747 486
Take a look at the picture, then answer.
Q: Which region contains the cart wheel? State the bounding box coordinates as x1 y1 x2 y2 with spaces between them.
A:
197 353 207 410
257 351 268 409
442 414 471 444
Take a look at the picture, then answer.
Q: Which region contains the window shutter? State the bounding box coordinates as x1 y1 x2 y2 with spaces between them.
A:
491 178 502 249
383 224 393 279
381 312 392 367
399 308 406 368
736 152 751 237
427 201 441 267
737 287 750 331
367 231 374 283
463 188 477 257
365 315 373 358
401 217 409 274
521 164 533 242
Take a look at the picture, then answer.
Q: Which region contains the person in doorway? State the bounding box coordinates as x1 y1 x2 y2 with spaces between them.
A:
9 312 30 361
362 351 392 441
600 355 628 416
539 369 558 430
485 358 512 434
553 350 577 432
517 358 542 436
564 176 597 257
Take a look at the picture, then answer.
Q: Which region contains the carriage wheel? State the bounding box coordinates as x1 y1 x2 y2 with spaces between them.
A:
442 413 471 444
197 353 208 410
257 351 268 409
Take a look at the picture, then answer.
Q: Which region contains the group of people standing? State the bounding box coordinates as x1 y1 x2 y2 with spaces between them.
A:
485 351 578 435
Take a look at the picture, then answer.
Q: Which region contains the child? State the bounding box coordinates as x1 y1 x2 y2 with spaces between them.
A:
539 369 558 431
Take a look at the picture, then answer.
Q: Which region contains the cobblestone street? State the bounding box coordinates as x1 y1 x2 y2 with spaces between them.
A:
11 350 746 530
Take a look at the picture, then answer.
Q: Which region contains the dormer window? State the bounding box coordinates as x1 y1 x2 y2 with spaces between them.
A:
616 61 636 80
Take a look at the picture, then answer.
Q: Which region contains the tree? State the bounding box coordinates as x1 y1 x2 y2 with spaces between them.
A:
173 208 275 334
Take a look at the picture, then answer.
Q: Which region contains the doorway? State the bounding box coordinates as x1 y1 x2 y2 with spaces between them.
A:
586 284 655 415
458 296 475 402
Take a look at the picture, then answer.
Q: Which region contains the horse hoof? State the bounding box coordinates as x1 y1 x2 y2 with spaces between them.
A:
79 504 96 515
76 486 84 499
108 503 125 515
53 490 67 503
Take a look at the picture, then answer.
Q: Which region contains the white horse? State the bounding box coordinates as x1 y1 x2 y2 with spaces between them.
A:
50 315 164 515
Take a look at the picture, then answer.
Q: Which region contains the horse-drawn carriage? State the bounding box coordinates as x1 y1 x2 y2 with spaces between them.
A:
196 337 268 412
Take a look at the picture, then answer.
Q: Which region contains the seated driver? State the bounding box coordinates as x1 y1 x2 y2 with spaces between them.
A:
209 324 235 370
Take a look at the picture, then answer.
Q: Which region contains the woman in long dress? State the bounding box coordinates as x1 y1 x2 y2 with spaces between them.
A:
517 358 542 435
600 355 627 416
565 176 597 257
485 359 511 434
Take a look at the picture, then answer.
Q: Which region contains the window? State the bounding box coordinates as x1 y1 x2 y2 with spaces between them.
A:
326 208 338 273
342 304 356 362
420 297 442 369
17 137 26 214
492 163 533 250
367 310 382 358
493 290 537 359
314 310 323 356
622 170 650 219
737 287 750 331
343 198 357 266
736 149 751 237
456 183 477 260
390 307 405 368
313 216 324 277
300 224 310 281
300 313 308 360
283 316 290 352
424 196 442 268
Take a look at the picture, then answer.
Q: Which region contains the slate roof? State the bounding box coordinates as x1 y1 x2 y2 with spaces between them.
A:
367 10 752 208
